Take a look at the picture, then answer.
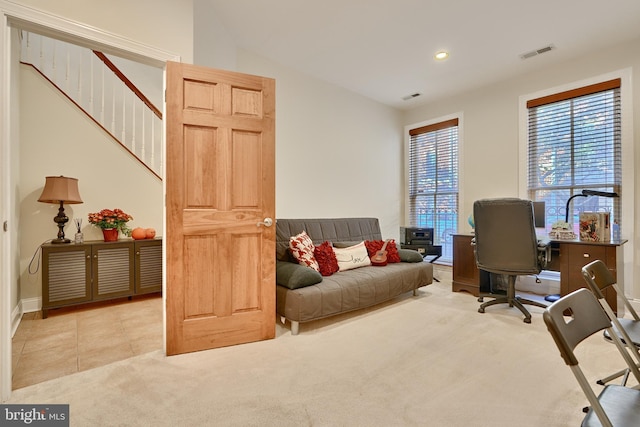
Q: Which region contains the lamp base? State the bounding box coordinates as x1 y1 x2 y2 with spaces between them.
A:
51 238 71 244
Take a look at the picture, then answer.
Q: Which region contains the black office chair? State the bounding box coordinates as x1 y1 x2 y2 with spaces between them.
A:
473 198 550 323
582 259 640 386
544 288 640 427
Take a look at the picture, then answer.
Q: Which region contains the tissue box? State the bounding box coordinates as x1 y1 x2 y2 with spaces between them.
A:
579 212 610 242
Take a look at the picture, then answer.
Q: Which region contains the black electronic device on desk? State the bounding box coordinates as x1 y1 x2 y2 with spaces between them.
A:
400 227 442 281
400 227 433 245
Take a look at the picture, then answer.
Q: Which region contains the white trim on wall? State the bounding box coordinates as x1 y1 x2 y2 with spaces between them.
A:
517 68 635 300
0 0 179 402
0 6 12 403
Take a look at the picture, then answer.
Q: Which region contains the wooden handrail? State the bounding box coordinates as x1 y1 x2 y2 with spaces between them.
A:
93 51 162 119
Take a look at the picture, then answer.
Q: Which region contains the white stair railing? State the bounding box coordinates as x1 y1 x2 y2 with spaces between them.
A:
20 31 163 179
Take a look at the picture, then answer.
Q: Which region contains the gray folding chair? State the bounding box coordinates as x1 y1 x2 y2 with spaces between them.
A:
544 288 640 427
582 259 640 385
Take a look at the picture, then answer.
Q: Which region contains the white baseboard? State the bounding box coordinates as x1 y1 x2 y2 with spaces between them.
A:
11 297 41 338
21 297 41 314
10 305 21 338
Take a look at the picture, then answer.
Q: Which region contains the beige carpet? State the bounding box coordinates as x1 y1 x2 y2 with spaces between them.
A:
7 272 632 426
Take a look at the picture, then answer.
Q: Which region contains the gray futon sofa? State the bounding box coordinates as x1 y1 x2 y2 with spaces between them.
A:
276 218 433 334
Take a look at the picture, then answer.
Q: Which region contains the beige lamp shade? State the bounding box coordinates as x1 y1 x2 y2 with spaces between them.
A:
38 176 83 204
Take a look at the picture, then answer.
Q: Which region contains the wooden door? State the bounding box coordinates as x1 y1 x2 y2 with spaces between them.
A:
165 62 276 355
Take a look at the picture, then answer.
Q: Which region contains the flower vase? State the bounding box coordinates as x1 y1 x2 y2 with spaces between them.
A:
102 228 118 242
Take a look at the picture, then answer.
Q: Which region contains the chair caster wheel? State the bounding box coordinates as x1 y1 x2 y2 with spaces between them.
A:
478 308 485 313
524 317 531 324
478 297 484 303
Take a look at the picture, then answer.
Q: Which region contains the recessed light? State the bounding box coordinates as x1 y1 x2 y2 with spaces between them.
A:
434 51 449 61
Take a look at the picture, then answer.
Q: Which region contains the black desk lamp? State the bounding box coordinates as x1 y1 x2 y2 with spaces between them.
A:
545 189 619 303
565 189 619 223
38 176 83 243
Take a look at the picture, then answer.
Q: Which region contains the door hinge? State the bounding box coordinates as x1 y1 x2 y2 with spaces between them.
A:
3 221 7 232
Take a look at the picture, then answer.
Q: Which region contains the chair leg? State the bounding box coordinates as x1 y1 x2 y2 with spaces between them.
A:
478 275 547 323
597 368 631 386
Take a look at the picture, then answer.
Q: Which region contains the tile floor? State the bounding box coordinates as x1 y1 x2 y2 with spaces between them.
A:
11 294 162 390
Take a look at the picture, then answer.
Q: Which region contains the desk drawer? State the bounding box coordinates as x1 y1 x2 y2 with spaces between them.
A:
567 244 608 291
565 243 617 311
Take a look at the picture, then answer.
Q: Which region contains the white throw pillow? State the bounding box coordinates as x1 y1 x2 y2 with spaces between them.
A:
333 241 371 271
289 231 319 271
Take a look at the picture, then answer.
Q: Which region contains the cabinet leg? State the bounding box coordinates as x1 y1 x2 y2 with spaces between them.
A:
42 309 48 319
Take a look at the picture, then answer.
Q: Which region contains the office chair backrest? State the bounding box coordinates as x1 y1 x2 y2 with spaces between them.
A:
473 198 540 275
543 288 611 366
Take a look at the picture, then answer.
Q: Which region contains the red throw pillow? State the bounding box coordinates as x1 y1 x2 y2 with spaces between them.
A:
314 241 339 276
365 240 401 263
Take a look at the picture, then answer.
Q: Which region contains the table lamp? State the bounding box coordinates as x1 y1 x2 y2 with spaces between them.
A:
38 176 83 243
564 189 619 223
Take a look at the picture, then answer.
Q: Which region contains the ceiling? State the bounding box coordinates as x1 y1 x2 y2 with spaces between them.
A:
206 0 640 110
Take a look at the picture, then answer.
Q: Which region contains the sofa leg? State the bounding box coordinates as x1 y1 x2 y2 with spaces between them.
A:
291 320 300 335
413 289 418 296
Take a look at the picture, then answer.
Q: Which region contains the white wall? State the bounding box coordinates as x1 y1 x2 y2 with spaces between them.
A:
18 65 163 301
191 4 406 240
403 36 640 298
236 49 405 240
193 0 236 71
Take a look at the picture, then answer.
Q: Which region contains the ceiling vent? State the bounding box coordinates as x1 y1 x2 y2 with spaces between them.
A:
402 93 421 101
520 45 555 60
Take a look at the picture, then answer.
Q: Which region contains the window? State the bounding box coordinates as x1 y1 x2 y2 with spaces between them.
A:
408 118 458 261
527 79 621 231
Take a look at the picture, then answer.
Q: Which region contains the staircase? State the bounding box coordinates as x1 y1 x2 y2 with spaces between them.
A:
20 31 164 179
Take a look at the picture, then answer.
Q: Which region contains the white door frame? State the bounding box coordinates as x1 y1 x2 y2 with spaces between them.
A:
0 0 179 401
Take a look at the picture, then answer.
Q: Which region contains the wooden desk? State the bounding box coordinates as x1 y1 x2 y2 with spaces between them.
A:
452 234 626 312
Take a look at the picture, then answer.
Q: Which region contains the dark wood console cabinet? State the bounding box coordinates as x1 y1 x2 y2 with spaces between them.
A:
42 238 162 318
452 233 625 313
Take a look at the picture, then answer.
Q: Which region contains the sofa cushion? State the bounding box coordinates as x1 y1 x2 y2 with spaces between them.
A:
289 231 319 271
333 241 371 271
365 240 401 263
276 261 433 323
398 248 425 263
314 241 339 276
276 260 323 289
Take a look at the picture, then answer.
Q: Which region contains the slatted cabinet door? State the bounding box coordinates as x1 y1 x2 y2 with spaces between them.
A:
91 242 135 300
135 239 162 294
42 244 92 318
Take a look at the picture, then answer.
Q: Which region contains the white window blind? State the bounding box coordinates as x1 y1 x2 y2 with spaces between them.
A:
409 118 458 261
527 79 621 229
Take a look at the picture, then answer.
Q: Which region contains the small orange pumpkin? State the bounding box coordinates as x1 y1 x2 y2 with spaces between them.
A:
131 227 146 240
145 228 156 239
